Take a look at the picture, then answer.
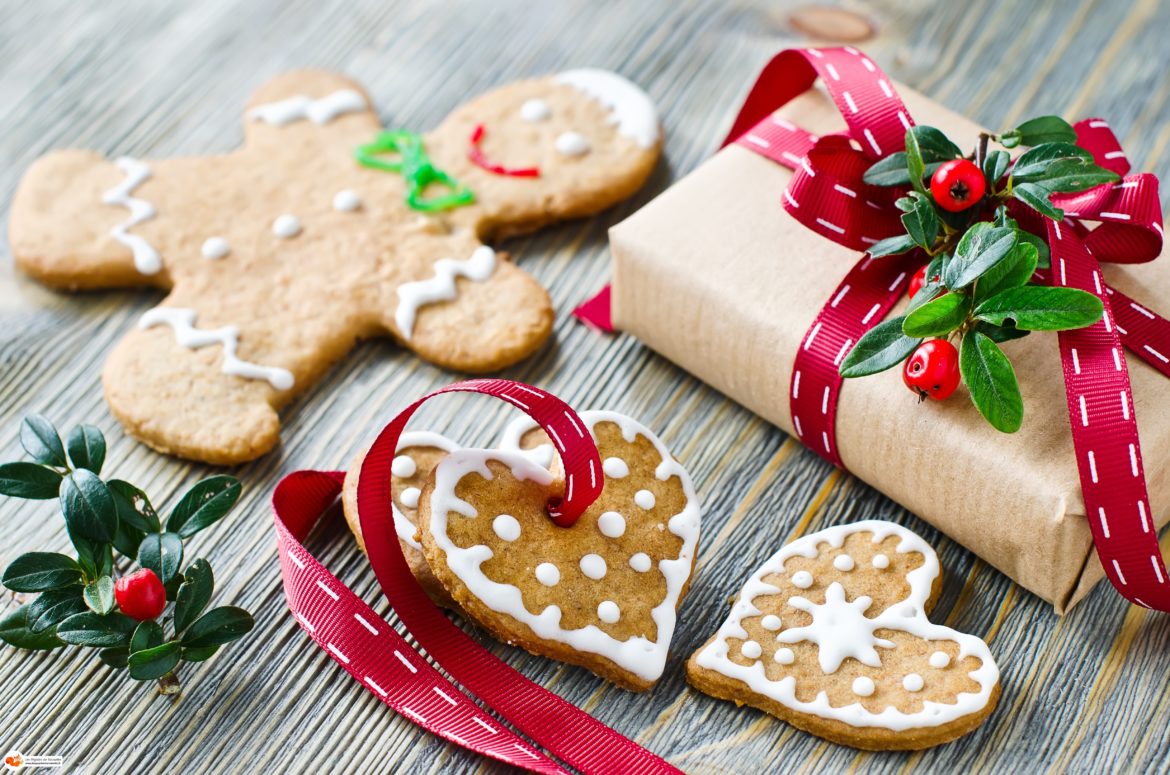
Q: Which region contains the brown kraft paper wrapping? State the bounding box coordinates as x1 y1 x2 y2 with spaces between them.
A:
609 83 1170 613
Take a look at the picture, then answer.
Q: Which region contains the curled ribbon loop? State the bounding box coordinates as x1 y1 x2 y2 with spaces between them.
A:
726 46 1170 610
274 379 679 773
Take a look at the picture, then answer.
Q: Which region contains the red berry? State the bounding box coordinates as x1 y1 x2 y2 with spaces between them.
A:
903 339 961 400
908 266 927 298
115 568 166 621
930 159 986 212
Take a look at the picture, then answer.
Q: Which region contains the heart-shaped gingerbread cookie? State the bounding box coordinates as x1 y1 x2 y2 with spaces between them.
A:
687 520 1000 750
342 431 460 605
416 411 701 691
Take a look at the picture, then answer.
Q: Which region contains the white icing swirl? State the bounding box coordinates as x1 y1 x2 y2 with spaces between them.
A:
555 69 660 148
395 246 497 340
249 89 367 125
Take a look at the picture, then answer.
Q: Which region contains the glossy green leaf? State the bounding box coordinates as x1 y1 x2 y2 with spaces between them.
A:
181 606 255 649
983 149 1010 187
943 224 1017 288
1011 116 1078 147
181 644 220 662
0 605 65 650
974 286 1104 331
137 532 184 585
839 317 922 378
976 242 1039 302
108 479 161 533
60 469 117 543
167 476 241 538
903 292 972 338
83 576 116 615
174 559 214 634
974 321 1031 343
960 331 1023 433
1015 229 1051 268
901 194 939 249
26 586 87 633
55 611 137 647
128 641 181 681
0 462 63 500
66 425 106 474
866 233 918 258
131 620 165 654
20 414 66 467
1034 160 1119 193
2 552 81 592
904 127 927 195
98 647 129 669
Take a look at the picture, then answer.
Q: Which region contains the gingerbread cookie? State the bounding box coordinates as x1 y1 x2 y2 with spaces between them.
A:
687 520 1000 750
377 411 700 691
10 69 662 463
342 431 460 607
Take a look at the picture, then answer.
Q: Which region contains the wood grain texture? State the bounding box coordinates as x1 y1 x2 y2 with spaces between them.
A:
2 0 1169 772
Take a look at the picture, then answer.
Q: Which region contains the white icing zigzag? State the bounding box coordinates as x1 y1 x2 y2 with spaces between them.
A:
394 246 497 340
102 157 162 275
693 520 1000 732
139 307 294 391
249 89 368 126
556 69 660 148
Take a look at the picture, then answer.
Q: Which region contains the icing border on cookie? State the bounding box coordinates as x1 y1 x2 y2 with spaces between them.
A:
555 70 660 148
431 410 701 683
394 246 497 340
693 520 999 731
391 431 459 550
248 89 368 125
102 157 162 275
139 307 294 390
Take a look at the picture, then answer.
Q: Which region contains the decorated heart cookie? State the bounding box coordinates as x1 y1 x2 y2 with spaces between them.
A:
11 69 661 463
410 411 700 691
342 431 459 606
687 520 1000 750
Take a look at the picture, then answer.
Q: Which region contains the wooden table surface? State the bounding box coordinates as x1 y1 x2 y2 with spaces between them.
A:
3 1 1169 772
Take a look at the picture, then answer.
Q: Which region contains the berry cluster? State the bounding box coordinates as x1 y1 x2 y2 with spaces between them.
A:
840 117 1118 432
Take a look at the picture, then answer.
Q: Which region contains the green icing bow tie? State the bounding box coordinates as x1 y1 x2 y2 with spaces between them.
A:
355 130 475 213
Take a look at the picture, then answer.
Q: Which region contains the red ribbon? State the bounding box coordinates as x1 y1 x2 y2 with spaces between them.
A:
722 46 1170 609
273 379 680 773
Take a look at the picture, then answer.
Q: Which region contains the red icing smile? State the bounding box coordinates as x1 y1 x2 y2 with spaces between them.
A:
468 124 541 178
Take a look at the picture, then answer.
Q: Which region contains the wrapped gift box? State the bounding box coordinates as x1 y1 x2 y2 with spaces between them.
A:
608 82 1170 613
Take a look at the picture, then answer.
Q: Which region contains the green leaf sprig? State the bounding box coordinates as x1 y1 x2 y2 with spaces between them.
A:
0 416 254 696
842 116 1115 432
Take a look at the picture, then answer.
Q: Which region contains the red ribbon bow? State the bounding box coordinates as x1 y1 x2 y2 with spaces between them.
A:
724 46 1170 610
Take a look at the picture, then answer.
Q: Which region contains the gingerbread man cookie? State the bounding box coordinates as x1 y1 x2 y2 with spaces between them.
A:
344 411 701 691
10 69 661 463
687 520 1000 750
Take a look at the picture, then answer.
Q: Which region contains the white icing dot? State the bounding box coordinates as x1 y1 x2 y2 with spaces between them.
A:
903 673 925 692
400 487 421 509
833 554 855 572
492 514 521 542
629 553 652 572
791 571 814 589
332 189 361 212
597 601 621 624
872 554 891 569
597 511 626 538
520 98 551 122
774 647 795 665
535 563 560 587
929 651 951 668
555 131 590 156
580 554 607 580
852 676 876 697
741 640 762 660
201 236 230 260
272 214 302 238
391 454 417 478
602 457 629 478
634 490 656 510
761 614 782 631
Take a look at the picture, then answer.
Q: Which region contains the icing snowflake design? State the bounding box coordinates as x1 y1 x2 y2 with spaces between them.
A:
693 520 1000 731
778 582 894 673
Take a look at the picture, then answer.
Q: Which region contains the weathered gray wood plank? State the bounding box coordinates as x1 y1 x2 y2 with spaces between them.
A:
2 0 1169 772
